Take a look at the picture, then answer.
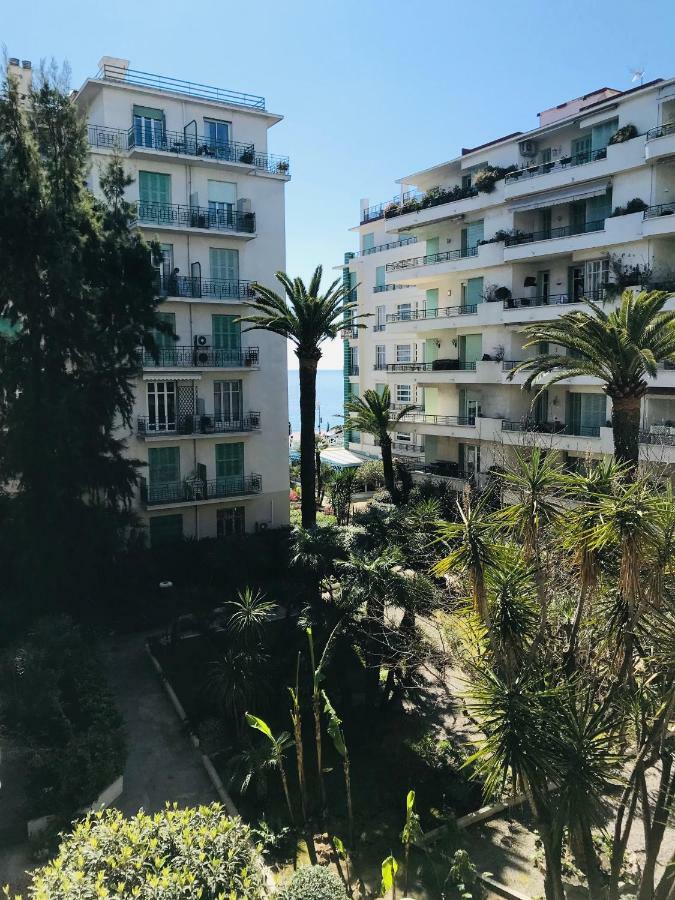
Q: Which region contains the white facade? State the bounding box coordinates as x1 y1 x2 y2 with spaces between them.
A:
343 79 675 484
72 57 290 543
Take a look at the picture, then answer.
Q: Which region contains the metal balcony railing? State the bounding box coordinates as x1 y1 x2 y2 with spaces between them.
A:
373 283 411 293
140 346 260 368
504 293 588 310
501 420 600 438
640 430 675 446
96 63 266 109
136 202 255 234
141 473 263 506
87 124 290 175
137 412 261 437
397 412 476 427
386 304 478 323
504 147 608 183
383 362 432 373
644 202 675 219
646 122 675 141
391 442 424 453
157 274 254 300
401 460 473 480
386 246 478 272
347 365 360 376
353 237 418 257
504 220 605 247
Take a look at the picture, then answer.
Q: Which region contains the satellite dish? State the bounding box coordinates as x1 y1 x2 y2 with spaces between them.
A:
630 67 645 85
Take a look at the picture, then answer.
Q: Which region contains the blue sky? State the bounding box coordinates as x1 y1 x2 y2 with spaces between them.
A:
4 0 674 368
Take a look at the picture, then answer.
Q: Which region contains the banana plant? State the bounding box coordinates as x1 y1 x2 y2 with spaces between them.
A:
245 712 294 823
381 854 399 900
307 623 342 814
289 654 309 825
401 790 423 896
322 690 353 846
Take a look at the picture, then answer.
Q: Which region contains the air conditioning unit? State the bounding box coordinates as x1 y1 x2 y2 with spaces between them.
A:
519 139 539 157
194 334 209 347
255 521 269 532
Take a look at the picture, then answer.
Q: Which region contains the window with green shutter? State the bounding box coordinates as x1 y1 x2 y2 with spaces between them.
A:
148 446 180 486
209 248 239 282
425 288 439 316
459 334 483 364
426 237 439 258
375 266 386 288
464 277 484 308
139 171 171 222
149 514 183 547
212 315 241 351
591 118 618 153
362 233 375 252
133 106 165 149
215 443 244 491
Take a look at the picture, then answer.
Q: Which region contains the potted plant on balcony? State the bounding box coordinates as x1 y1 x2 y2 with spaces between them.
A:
240 147 255 164
494 286 512 302
542 161 555 174
608 123 638 145
559 154 572 166
276 160 289 174
384 201 400 217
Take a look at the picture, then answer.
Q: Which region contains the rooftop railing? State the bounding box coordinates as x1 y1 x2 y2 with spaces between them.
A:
646 122 675 141
141 473 263 506
87 124 289 175
157 275 254 300
140 346 260 368
386 246 478 272
504 220 605 247
136 201 255 234
96 63 266 109
504 147 608 183
373 283 411 293
137 412 261 437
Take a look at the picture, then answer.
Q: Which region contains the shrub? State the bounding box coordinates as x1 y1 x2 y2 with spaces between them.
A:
279 865 348 900
372 488 393 503
354 459 385 491
18 805 269 899
610 198 648 217
608 123 638 145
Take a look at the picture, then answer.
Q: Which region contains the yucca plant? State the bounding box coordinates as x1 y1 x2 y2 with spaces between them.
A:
226 586 276 645
508 290 675 472
240 266 366 526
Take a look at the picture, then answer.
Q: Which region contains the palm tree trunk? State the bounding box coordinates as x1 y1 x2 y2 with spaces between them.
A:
611 394 641 473
565 580 589 672
299 357 318 527
380 434 400 504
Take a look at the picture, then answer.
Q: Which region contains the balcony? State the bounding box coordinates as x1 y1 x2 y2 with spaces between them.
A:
373 283 412 293
352 237 418 257
387 246 478 273
504 220 604 248
396 412 476 429
137 412 261 438
640 429 675 447
135 202 255 235
501 420 601 438
645 123 675 162
157 274 254 301
140 473 263 507
96 62 266 110
347 364 360 376
504 148 608 186
392 442 424 454
87 124 290 176
140 346 260 369
386 304 478 324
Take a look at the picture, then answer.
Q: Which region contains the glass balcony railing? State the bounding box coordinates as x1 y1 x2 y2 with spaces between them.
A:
504 148 608 183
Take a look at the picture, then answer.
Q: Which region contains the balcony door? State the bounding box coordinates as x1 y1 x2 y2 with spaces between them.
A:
462 277 484 309
216 442 244 492
214 380 242 424
147 381 176 432
133 105 164 149
459 334 483 365
209 248 239 285
425 288 438 317
208 180 237 227
458 443 480 476
212 315 241 352
567 393 605 435
204 118 231 151
139 171 171 222
571 134 592 163
148 446 180 490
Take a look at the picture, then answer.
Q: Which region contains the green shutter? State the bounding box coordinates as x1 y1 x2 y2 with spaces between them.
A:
149 514 183 547
209 248 239 282
424 387 438 416
362 233 375 252
425 339 439 363
216 443 244 489
148 446 180 485
375 266 386 288
460 334 483 363
133 105 164 121
571 135 592 160
466 220 484 248
591 118 618 152
375 383 386 395
425 288 439 316
139 171 171 205
465 277 484 307
212 315 241 350
426 237 439 257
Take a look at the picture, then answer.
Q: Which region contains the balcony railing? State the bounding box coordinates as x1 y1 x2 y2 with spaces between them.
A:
141 473 263 506
373 324 386 332
96 63 266 109
644 202 675 219
353 237 418 257
361 202 388 224
392 442 424 453
140 346 260 368
137 412 261 437
373 283 411 293
646 122 675 141
382 362 432 373
157 274 254 300
386 304 478 323
136 202 255 234
87 124 290 175
397 412 476 427
504 148 608 184
504 220 605 247
501 420 600 438
347 365 360 376
401 460 473 480
503 288 609 310
640 429 675 446
386 246 478 272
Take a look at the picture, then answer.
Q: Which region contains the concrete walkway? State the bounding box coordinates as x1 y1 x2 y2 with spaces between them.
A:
103 633 214 815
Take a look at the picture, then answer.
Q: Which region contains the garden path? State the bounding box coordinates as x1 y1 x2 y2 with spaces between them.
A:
103 632 214 815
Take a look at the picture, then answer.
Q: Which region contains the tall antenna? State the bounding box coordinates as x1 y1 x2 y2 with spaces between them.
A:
630 67 645 86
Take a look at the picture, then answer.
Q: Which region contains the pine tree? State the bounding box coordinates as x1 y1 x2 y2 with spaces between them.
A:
0 64 168 615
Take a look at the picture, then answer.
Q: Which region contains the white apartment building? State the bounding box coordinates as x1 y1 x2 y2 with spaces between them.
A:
11 55 291 544
342 79 675 486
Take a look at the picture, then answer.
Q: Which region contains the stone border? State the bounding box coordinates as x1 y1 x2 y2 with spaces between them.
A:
27 776 124 838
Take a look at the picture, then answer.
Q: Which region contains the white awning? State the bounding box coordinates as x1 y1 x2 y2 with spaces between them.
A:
509 181 611 213
142 373 202 381
320 448 364 469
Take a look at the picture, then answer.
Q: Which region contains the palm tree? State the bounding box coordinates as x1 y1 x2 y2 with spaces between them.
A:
226 587 276 645
241 266 364 527
508 290 675 472
345 386 416 504
245 713 295 823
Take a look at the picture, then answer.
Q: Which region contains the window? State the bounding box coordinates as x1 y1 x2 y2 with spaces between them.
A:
208 181 237 227
212 315 241 351
425 289 439 316
585 259 610 297
396 432 412 442
459 334 482 364
396 384 412 402
210 248 239 283
540 147 552 164
376 305 386 328
152 312 177 361
375 383 386 396
148 446 180 486
204 118 231 150
397 303 412 320
362 233 375 253
133 105 164 149
149 514 183 547
461 221 484 250
396 345 412 363
375 345 386 369
214 380 242 423
591 118 618 153
139 171 171 221
156 243 174 294
217 506 245 537
147 381 176 432
461 174 472 191
537 270 550 300
462 277 484 308
567 393 606 436
375 266 386 288
571 134 592 163
215 442 244 490
426 237 439 258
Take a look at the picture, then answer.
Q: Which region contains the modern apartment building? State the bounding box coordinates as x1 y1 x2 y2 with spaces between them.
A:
342 79 675 486
10 55 290 544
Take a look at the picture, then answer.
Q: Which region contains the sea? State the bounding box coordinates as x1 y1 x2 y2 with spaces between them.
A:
288 369 344 433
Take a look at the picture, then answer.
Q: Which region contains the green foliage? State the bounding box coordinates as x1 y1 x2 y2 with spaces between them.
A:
0 616 126 818
353 459 385 491
446 849 485 899
473 164 518 194
381 854 399 895
279 865 348 899
608 123 638 144
328 468 357 525
227 587 277 643
18 805 268 899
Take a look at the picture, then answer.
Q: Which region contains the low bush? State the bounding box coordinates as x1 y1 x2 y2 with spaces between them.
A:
279 865 348 900
372 488 393 503
0 616 126 819
608 123 638 145
17 805 269 899
353 459 385 491
610 197 649 217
